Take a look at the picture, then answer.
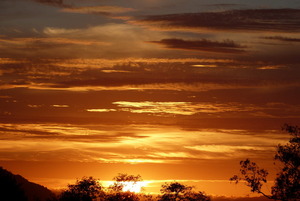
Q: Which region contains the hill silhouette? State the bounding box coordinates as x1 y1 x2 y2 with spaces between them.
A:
0 167 56 201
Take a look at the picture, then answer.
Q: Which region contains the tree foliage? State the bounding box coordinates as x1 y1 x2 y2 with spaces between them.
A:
272 124 300 201
59 176 103 201
106 192 140 201
230 124 300 201
58 174 211 201
229 159 270 198
159 182 210 201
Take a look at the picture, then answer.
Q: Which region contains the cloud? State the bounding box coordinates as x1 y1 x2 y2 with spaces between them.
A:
131 9 300 32
87 109 117 113
61 6 135 16
114 101 198 115
1 58 300 92
0 37 108 47
0 123 148 142
112 101 300 118
0 122 284 163
32 0 135 16
263 36 300 43
0 24 168 59
148 38 246 53
51 104 69 108
112 101 258 116
33 0 70 8
184 145 273 153
204 4 241 7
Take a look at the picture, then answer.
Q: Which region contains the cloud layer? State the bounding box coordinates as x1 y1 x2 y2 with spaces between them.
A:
133 9 300 32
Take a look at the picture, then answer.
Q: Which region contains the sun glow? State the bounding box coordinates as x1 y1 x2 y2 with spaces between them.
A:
120 181 147 193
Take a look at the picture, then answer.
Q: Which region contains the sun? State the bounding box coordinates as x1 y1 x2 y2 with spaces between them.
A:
120 181 146 193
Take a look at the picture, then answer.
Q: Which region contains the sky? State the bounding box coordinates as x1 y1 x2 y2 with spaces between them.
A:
0 0 300 197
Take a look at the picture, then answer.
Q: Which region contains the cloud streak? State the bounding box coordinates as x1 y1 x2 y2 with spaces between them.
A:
33 0 135 16
132 9 300 32
1 58 300 92
33 0 70 8
263 36 300 43
0 37 108 47
148 38 246 53
61 6 135 16
0 123 285 163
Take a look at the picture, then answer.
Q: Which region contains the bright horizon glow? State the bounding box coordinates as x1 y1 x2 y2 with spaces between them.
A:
102 181 148 193
120 181 147 193
44 179 274 197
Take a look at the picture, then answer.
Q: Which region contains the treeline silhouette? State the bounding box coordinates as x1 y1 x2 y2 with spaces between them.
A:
58 173 211 201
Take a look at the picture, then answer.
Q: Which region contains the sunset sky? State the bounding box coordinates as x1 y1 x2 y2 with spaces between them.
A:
1 0 300 197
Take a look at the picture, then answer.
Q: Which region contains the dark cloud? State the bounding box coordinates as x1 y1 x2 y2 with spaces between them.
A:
33 0 70 8
134 9 300 32
263 36 300 42
1 59 300 90
148 38 246 53
32 0 134 16
204 4 242 7
0 127 59 136
0 124 148 142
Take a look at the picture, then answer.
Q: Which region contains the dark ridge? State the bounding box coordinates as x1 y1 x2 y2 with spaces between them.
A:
0 167 57 201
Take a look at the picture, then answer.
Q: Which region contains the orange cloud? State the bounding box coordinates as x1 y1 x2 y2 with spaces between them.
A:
61 6 135 15
0 123 285 164
0 37 108 46
87 109 117 112
112 101 300 117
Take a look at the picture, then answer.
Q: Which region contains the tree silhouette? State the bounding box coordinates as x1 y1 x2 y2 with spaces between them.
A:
159 182 210 201
106 173 142 201
230 124 300 201
272 124 300 201
58 174 212 201
59 176 103 201
106 191 140 201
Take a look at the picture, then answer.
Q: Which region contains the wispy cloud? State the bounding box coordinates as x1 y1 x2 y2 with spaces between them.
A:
33 0 135 16
1 58 300 92
0 123 285 163
112 101 300 118
185 145 274 153
33 0 70 8
0 37 108 46
87 109 117 113
61 6 135 16
263 36 300 42
113 101 261 116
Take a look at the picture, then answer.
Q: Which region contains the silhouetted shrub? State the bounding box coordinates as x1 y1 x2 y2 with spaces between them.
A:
158 182 210 201
59 176 103 201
